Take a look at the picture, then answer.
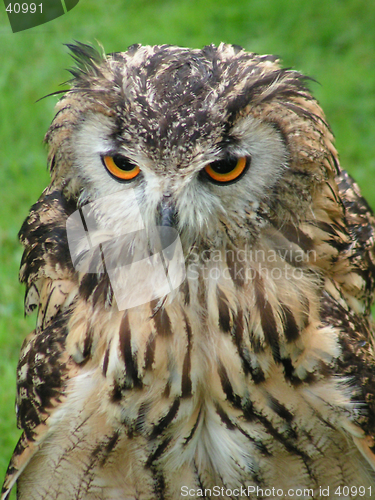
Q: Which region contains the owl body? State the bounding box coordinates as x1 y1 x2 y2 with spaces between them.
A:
2 43 375 500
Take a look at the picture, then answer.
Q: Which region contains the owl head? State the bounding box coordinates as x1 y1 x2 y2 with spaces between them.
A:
45 42 338 265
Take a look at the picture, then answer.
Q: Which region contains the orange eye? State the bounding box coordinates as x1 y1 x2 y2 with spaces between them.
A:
102 154 140 181
204 156 249 183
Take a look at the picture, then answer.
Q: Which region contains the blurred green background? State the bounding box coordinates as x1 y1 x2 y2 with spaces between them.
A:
0 0 374 495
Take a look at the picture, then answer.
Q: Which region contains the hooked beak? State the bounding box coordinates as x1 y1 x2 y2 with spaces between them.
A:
157 194 178 229
156 194 179 259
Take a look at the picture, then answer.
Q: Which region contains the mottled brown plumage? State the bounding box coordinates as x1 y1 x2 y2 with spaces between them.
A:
2 42 375 500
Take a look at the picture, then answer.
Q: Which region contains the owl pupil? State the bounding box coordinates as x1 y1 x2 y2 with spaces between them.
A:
211 156 239 174
113 154 136 171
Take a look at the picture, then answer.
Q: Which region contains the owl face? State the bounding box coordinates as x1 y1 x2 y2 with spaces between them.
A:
48 43 334 259
69 112 288 250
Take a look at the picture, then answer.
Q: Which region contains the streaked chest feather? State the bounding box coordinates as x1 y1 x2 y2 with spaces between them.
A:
21 259 374 499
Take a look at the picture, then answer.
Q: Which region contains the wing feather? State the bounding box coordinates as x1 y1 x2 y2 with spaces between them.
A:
1 312 78 500
321 169 375 469
1 189 79 499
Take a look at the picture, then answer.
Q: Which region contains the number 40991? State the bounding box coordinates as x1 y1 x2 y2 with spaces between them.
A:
334 486 372 496
6 3 43 13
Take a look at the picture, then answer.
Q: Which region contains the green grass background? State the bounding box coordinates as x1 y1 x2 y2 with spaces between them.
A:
0 0 374 495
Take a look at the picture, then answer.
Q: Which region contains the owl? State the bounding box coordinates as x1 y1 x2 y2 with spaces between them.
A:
2 42 375 500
